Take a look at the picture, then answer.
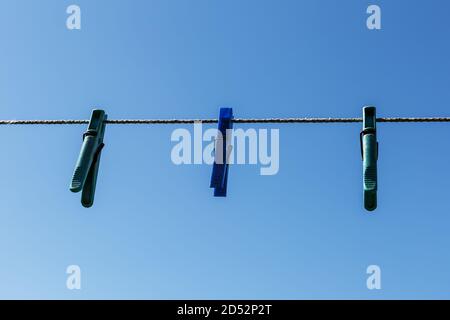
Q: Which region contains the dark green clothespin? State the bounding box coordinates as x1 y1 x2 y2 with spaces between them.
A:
70 109 107 208
360 106 378 211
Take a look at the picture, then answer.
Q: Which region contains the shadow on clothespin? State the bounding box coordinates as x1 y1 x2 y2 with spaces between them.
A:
210 108 234 197
360 106 378 211
70 109 107 208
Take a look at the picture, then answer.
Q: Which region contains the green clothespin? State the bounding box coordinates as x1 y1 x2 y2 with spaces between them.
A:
360 106 378 211
70 109 107 208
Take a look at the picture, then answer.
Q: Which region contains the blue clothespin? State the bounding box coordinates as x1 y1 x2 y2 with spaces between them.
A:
70 109 107 208
360 106 378 211
210 108 233 197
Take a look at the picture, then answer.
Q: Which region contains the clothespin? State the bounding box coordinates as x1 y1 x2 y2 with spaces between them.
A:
360 106 378 211
70 109 108 208
210 108 234 197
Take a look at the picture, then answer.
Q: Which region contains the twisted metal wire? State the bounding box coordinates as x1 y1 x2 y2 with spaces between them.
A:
1 117 450 125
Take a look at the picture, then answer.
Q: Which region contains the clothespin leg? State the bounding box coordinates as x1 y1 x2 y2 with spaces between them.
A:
70 136 98 193
363 134 377 211
81 143 104 208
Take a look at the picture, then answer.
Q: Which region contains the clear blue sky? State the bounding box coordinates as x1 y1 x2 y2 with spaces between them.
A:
0 0 449 299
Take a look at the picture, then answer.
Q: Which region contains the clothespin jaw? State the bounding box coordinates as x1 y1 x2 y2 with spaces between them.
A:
360 106 378 211
210 108 233 197
70 109 107 208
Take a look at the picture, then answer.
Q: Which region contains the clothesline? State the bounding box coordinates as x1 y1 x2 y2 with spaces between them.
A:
1 117 450 125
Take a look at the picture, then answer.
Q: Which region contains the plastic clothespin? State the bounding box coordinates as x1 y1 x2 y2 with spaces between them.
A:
70 109 108 208
360 106 378 211
210 108 234 197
